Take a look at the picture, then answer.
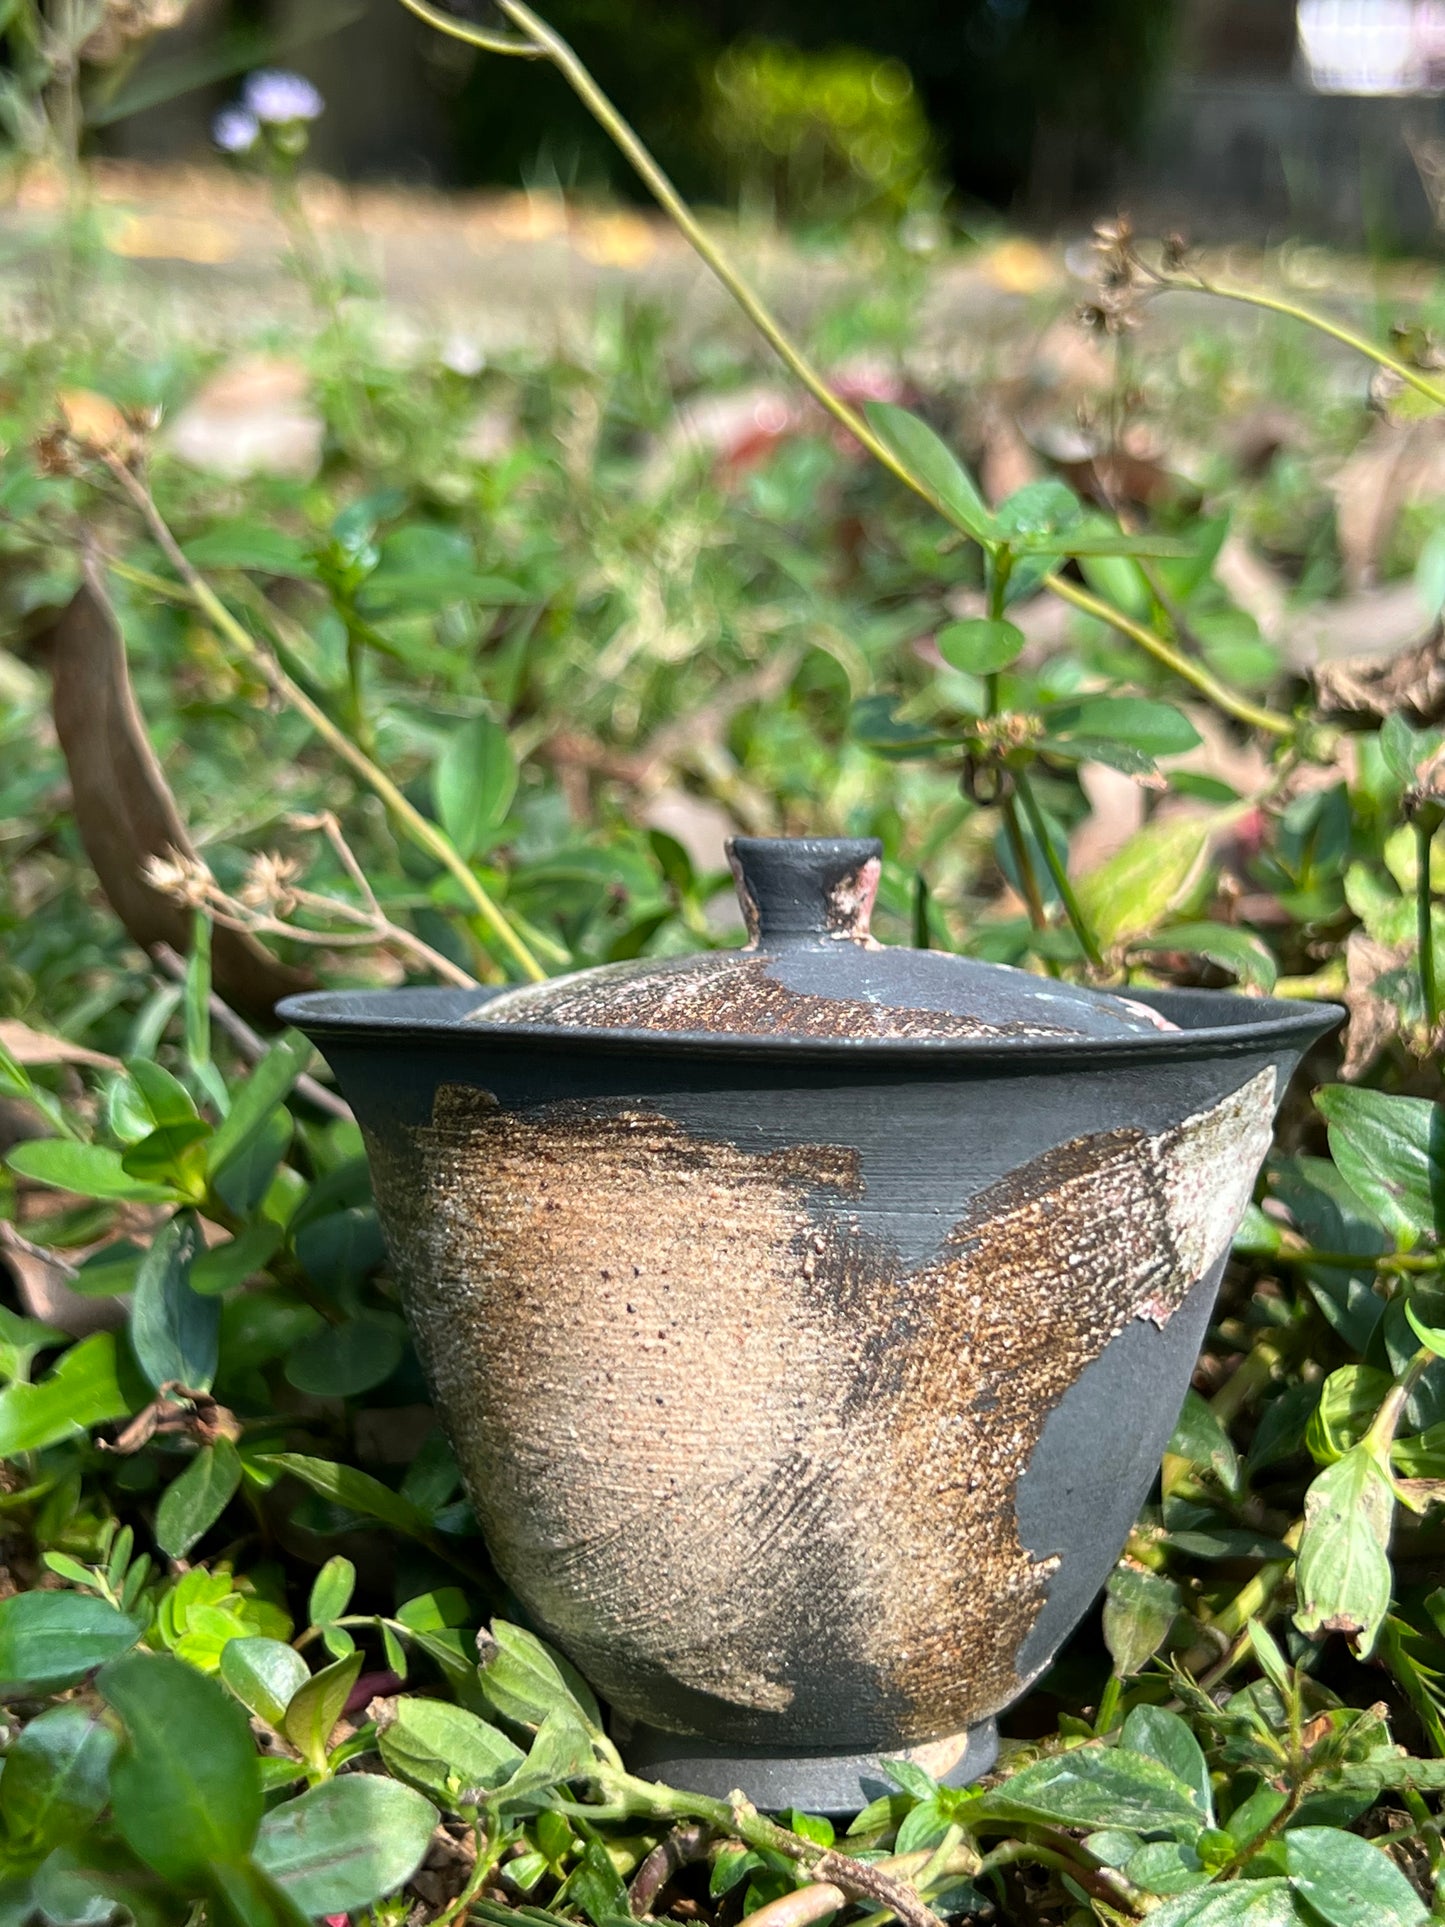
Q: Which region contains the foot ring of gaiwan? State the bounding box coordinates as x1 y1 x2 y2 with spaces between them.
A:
281 836 1339 1814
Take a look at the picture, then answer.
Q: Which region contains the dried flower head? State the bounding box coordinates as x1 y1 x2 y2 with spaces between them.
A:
240 851 301 915
1077 291 1142 338
144 849 216 910
1091 214 1138 292
243 70 325 126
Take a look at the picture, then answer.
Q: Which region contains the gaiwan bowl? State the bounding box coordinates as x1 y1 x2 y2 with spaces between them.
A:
282 837 1339 1812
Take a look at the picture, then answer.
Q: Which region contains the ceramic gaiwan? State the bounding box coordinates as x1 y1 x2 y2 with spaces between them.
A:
282 838 1338 1812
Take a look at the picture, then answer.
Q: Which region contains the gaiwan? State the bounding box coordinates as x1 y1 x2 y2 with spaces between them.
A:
282 837 1338 1812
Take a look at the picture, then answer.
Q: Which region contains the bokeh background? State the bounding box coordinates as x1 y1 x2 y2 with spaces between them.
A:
43 0 1445 246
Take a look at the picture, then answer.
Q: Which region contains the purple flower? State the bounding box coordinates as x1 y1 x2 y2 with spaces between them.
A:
243 69 324 126
212 105 260 155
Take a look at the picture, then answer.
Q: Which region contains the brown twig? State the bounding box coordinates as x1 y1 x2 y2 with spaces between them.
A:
151 944 353 1123
628 1822 715 1917
0 1219 81 1283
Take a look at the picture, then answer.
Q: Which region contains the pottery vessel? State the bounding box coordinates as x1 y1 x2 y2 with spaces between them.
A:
282 837 1338 1812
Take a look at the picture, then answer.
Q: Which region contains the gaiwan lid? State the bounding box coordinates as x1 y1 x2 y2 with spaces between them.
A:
476 837 1173 1044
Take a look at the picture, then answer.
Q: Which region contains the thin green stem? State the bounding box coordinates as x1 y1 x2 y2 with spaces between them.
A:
396 0 1297 743
1419 818 1440 1032
1014 769 1105 971
1365 1346 1436 1460
1043 572 1293 736
100 454 547 983
1001 793 1049 933
1152 269 1445 413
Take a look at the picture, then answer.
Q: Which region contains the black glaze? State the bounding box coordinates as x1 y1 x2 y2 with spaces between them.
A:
727 834 883 944
284 978 1339 1813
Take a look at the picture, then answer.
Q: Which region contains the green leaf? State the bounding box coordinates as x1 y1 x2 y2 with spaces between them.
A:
207 1033 311 1179
155 1437 243 1558
5 1139 177 1203
1315 1087 1445 1251
1016 529 1195 558
1294 1444 1396 1657
263 1453 431 1541
1126 1839 1208 1897
220 1637 311 1730
1307 1365 1392 1464
183 527 312 576
493 1705 596 1806
121 1118 211 1192
1285 1827 1428 1927
378 1698 525 1806
1045 697 1203 758
977 1744 1206 1833
1408 1300 1445 1360
937 618 1025 675
284 1312 404 1397
0 1705 117 1851
1132 922 1279 993
849 694 955 760
863 400 999 544
0 1590 141 1695
1168 1390 1243 1498
561 1837 629 1927
283 1652 362 1772
1120 1706 1212 1819
191 1220 284 1296
254 1775 438 1916
100 1650 263 1881
124 1058 199 1128
129 1211 219 1392
0 1305 66 1383
434 716 518 861
1076 815 1214 948
1142 1879 1302 1926
477 1619 602 1735
0 1332 136 1457
1249 1620 1293 1699
212 1859 315 1927
309 1556 355 1629
1103 1564 1181 1676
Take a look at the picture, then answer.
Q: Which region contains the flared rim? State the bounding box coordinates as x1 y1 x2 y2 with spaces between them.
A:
278 985 1342 1068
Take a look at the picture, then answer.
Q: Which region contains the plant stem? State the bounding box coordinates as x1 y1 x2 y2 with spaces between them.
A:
99 455 547 983
1001 794 1049 933
395 0 1296 744
1014 770 1105 970
1366 1346 1437 1460
1042 572 1293 736
1150 268 1445 413
1419 818 1440 1033
597 1775 947 1927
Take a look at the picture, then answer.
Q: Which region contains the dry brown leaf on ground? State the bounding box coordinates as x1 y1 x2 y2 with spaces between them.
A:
38 563 312 1018
1342 930 1417 1080
1328 416 1445 591
0 1022 119 1071
165 355 324 480
1315 620 1445 724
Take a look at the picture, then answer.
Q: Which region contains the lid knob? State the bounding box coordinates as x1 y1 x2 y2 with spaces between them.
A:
727 837 883 948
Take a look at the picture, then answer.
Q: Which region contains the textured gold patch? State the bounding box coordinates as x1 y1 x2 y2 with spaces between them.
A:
473 952 1077 1040
367 1069 1275 1749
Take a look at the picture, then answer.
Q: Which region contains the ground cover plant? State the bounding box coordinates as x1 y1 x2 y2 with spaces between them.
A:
7 6 1445 1925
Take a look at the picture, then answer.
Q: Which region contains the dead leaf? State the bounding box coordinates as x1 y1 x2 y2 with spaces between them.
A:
56 387 137 461
1328 416 1445 591
1342 930 1416 1080
1315 620 1445 724
0 1021 119 1071
165 356 323 481
38 563 312 1018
